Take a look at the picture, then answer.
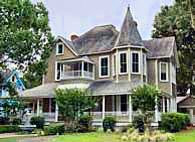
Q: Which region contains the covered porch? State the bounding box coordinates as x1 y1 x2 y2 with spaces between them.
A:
90 94 173 125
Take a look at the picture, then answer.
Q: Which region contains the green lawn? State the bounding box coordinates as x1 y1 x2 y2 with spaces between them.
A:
52 132 122 142
0 130 195 142
175 130 195 142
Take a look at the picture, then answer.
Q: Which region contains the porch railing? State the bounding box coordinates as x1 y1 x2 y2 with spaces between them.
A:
27 112 56 122
61 70 94 80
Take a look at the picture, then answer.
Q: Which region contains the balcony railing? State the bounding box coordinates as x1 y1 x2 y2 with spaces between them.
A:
60 70 94 80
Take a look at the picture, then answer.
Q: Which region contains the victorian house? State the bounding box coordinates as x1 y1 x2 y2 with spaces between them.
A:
23 7 179 126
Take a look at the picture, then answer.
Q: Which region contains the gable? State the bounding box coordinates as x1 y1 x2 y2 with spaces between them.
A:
178 96 195 107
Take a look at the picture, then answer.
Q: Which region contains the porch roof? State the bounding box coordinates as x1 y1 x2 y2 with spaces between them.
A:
22 83 59 98
88 80 143 96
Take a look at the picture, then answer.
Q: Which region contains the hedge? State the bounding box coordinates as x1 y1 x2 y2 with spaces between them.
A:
161 112 190 132
44 123 64 135
0 125 20 133
30 116 45 129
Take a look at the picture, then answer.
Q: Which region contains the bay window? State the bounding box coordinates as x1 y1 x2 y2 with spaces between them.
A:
132 52 140 73
99 56 109 77
119 52 127 74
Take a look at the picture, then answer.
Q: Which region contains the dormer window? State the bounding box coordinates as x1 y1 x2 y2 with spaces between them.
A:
119 52 127 74
160 62 169 82
99 56 110 78
56 43 64 55
131 52 140 74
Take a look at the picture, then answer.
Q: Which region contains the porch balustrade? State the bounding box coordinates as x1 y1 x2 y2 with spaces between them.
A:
30 112 56 122
60 70 94 80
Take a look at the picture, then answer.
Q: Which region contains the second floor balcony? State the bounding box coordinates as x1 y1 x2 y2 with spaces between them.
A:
56 56 95 81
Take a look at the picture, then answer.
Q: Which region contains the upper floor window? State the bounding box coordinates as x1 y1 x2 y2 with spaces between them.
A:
160 62 169 82
132 52 140 73
55 62 63 81
99 56 109 78
56 43 64 55
119 52 127 74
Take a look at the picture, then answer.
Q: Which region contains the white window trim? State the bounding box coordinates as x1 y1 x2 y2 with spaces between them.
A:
56 42 64 55
99 55 110 78
55 61 63 81
131 51 141 74
112 54 116 76
119 51 128 75
143 54 147 75
159 62 169 82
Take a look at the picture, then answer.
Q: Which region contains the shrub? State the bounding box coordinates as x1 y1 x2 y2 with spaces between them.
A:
12 118 22 125
132 114 145 133
161 112 190 132
44 123 64 135
103 116 116 132
77 115 93 132
30 116 45 129
0 125 20 133
0 117 10 125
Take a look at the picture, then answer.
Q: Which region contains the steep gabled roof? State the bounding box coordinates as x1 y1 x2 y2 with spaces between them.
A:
72 25 118 54
143 37 176 58
115 6 143 47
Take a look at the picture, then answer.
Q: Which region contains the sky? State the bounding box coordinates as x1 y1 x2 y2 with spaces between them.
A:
32 0 174 40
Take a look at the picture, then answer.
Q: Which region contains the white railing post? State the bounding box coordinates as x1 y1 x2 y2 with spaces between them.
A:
49 98 52 114
55 102 59 122
102 96 105 120
128 95 132 122
37 99 40 116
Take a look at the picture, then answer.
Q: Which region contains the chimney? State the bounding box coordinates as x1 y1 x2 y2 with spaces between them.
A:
70 34 79 41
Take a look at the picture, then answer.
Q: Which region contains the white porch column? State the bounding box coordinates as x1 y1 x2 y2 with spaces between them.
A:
170 97 173 112
55 102 59 122
102 96 105 120
162 97 165 113
49 98 52 113
81 61 84 78
128 95 132 122
167 98 170 112
155 96 159 122
32 101 35 113
37 99 40 116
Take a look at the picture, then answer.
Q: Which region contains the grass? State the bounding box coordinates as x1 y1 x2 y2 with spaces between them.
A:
0 130 195 142
52 132 122 142
175 129 195 142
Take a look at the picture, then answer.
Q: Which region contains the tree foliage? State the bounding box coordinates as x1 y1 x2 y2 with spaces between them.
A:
55 89 96 122
152 0 195 94
0 0 54 76
132 84 160 113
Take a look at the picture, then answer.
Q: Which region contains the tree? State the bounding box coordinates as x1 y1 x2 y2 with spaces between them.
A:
55 88 96 129
0 0 54 72
131 84 160 131
23 61 47 89
153 0 195 95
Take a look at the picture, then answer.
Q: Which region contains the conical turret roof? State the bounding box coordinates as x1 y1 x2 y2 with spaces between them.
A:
115 6 143 46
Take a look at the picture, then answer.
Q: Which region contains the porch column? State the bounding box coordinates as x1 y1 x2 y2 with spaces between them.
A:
32 101 35 113
81 61 84 78
55 102 59 122
102 96 105 120
167 98 170 112
49 98 52 113
170 98 173 112
155 96 159 122
128 95 132 122
162 97 165 113
37 99 40 116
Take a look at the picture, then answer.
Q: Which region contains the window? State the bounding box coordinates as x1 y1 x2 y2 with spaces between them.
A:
99 56 109 77
119 52 127 74
132 52 140 73
160 62 169 82
56 43 64 55
120 95 127 112
55 62 63 81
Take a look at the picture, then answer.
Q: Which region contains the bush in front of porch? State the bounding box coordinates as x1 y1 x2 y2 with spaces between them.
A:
55 88 96 133
131 84 160 131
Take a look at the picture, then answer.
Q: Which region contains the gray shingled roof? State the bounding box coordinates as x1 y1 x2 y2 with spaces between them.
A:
144 37 175 58
115 7 143 47
72 25 118 54
88 80 143 96
22 83 59 98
